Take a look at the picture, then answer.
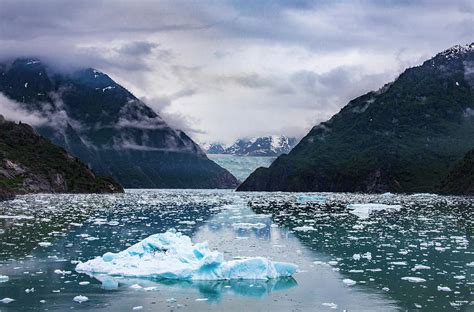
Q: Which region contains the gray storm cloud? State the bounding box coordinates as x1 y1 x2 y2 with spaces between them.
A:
0 0 473 143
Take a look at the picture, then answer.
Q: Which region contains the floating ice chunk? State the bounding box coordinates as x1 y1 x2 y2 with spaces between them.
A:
342 278 356 286
0 297 14 304
76 230 297 281
322 302 337 309
73 295 88 303
412 265 431 271
466 262 474 267
0 275 8 283
391 261 407 266
133 306 143 310
179 220 196 225
401 277 426 283
437 286 452 292
232 223 266 230
78 281 90 286
0 215 34 220
38 242 52 247
54 269 71 275
293 225 316 232
348 203 402 219
297 195 325 204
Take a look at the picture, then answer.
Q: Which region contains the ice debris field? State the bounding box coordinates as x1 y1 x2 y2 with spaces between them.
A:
0 190 472 311
76 230 297 280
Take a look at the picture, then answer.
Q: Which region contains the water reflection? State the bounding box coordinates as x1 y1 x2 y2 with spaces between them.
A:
88 273 297 301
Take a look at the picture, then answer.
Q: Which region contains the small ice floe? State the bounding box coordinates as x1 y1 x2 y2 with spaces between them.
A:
78 281 90 286
297 194 325 204
437 286 452 292
0 275 8 283
25 288 35 293
73 295 89 303
38 242 52 247
54 269 71 275
0 215 34 220
401 277 426 283
76 230 297 280
352 253 372 261
293 225 316 232
195 298 208 301
391 261 407 266
130 284 142 289
322 302 337 309
232 222 266 230
412 265 431 271
466 262 474 267
342 278 356 286
0 297 15 304
347 203 402 219
179 220 196 225
132 306 143 310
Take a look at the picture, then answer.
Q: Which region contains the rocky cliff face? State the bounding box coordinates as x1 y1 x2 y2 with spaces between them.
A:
238 43 474 193
0 59 238 189
0 115 123 199
439 149 474 195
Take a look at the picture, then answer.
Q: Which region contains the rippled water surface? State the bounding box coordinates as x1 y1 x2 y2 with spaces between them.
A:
0 190 472 311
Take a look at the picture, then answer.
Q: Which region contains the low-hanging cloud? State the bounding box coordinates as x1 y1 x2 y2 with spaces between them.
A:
0 0 473 143
0 94 48 126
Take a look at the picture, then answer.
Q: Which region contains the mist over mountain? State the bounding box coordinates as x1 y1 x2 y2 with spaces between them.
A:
203 136 298 157
0 115 123 199
238 43 474 193
0 58 238 189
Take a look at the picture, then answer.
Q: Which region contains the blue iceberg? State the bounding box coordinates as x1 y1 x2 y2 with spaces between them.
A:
76 230 297 281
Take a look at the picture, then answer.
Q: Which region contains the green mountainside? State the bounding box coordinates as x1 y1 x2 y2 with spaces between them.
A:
0 59 238 189
238 43 474 193
0 115 123 199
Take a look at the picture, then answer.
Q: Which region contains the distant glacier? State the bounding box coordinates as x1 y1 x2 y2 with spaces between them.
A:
207 154 275 181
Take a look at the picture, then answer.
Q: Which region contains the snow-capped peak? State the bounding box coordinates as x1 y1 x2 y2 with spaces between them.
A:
437 43 474 59
203 135 298 156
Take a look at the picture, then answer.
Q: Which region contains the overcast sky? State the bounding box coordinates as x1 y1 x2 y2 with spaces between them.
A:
1 0 473 144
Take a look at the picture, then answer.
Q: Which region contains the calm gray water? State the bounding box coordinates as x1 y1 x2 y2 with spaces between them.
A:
0 190 472 311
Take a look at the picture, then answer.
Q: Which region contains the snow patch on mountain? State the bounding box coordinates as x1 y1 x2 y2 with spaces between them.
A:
203 135 298 156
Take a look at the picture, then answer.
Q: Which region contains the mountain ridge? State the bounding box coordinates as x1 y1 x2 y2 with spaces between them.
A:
203 135 297 156
238 43 474 193
0 58 239 189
